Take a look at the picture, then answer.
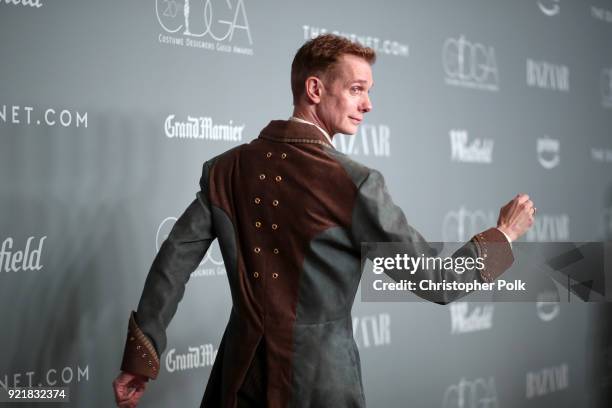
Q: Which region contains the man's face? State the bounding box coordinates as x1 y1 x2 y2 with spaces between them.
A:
316 54 373 136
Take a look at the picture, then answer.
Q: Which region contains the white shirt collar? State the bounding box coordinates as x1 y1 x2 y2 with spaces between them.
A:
289 116 334 147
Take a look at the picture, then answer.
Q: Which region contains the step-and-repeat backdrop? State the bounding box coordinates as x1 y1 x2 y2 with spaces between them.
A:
1 0 612 407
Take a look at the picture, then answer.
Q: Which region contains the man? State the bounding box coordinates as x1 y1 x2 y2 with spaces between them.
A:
113 34 535 408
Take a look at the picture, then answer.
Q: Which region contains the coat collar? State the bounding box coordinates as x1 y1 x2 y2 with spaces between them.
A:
258 120 334 148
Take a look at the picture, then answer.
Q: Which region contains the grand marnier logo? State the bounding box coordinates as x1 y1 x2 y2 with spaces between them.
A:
164 114 244 142
156 217 225 277
156 0 253 55
165 343 217 373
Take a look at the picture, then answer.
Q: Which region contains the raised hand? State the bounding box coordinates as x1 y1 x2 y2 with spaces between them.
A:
497 193 536 242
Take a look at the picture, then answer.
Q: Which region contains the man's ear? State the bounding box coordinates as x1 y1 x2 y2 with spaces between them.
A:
304 76 324 104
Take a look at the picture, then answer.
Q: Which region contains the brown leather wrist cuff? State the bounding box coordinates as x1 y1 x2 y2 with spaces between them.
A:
120 311 160 380
471 228 514 283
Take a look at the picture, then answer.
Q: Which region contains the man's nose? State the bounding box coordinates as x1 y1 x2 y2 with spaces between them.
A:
361 94 372 113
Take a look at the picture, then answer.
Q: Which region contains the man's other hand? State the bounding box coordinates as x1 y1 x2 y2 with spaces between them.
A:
497 193 536 242
113 371 148 408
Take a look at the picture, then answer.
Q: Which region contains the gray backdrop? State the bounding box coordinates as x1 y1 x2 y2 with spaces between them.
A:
1 0 612 407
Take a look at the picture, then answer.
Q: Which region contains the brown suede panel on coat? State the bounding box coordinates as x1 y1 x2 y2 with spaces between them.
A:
206 120 358 407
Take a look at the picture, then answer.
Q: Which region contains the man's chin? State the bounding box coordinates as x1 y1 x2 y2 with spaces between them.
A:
340 125 359 135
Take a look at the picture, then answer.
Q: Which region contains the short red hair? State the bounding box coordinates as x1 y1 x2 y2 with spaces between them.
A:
291 34 376 105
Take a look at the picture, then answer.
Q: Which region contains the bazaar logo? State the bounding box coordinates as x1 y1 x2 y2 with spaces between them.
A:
333 124 391 157
527 59 569 92
526 363 569 398
525 214 570 242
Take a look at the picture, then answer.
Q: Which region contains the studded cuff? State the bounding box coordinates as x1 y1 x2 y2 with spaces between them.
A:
120 311 160 380
471 228 514 283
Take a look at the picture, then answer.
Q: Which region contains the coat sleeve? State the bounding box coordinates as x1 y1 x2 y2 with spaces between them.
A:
120 161 217 379
351 168 513 304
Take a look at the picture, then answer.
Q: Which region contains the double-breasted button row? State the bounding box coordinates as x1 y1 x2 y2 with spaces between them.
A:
252 222 278 231
251 152 287 280
252 247 280 254
253 197 279 207
265 152 288 159
252 271 280 279
257 174 283 182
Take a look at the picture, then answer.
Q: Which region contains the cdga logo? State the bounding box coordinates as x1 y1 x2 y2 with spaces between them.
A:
442 207 496 242
442 377 498 408
156 0 253 54
442 35 499 92
156 216 225 276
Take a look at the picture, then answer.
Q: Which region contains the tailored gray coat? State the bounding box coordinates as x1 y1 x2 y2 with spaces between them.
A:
120 119 513 408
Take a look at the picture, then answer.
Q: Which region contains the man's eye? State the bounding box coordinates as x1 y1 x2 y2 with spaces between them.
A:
351 86 362 93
